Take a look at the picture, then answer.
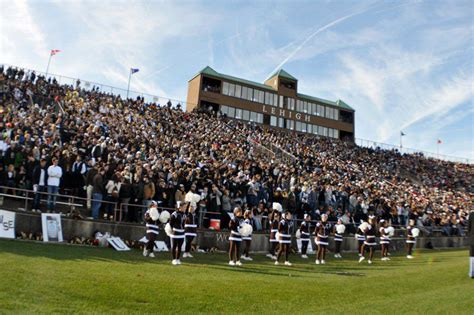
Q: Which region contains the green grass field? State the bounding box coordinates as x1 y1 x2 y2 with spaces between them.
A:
0 239 471 314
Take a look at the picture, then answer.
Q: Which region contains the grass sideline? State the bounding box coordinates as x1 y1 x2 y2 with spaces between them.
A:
0 239 471 314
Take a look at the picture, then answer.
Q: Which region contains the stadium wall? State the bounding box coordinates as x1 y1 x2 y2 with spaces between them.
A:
10 211 470 253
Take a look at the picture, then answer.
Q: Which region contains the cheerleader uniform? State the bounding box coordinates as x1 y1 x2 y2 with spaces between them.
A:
359 224 376 264
242 218 253 260
184 212 197 258
143 209 159 257
276 219 292 264
170 210 186 264
268 219 279 258
356 226 366 256
315 221 331 263
334 224 344 258
406 225 416 258
300 221 311 257
379 227 390 260
229 216 243 264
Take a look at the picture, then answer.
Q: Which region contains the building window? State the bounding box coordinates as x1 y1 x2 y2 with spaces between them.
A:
274 94 279 107
270 116 277 126
296 100 302 112
228 106 235 118
257 113 263 123
286 119 294 130
235 85 242 98
243 110 250 121
228 83 235 97
265 92 271 105
246 88 253 101
258 90 265 103
223 82 229 95
278 117 285 128
221 105 228 116
307 124 312 134
317 104 324 116
235 108 242 119
301 122 307 132
334 129 339 139
334 109 339 121
296 121 302 131
303 101 308 113
250 111 257 122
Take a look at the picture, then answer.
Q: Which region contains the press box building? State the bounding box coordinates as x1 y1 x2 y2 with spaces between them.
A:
186 66 355 141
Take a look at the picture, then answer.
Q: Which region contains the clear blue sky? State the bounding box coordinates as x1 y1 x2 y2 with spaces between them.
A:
1 0 473 159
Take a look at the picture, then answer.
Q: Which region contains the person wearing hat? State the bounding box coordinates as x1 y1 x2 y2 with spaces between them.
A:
143 201 159 258
315 213 331 264
299 213 311 259
275 211 293 266
469 210 474 278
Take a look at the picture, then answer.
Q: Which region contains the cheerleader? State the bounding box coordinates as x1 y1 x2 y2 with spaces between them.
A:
143 201 159 258
170 202 187 265
359 216 376 264
242 210 254 261
183 204 197 258
379 220 390 261
355 221 366 257
406 219 416 259
315 214 331 264
266 210 280 260
275 211 293 266
229 207 243 266
333 219 345 258
300 214 311 259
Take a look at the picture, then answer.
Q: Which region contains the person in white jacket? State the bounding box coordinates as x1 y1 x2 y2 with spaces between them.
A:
47 157 63 212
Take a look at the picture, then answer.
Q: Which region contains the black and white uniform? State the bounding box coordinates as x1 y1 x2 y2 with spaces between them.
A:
269 219 279 256
278 219 292 244
334 224 344 255
364 224 377 246
300 221 311 254
170 211 186 260
242 218 253 241
334 225 344 243
379 227 390 245
229 216 243 242
144 209 159 253
184 212 197 253
315 221 331 246
406 226 416 244
356 226 366 243
229 216 243 262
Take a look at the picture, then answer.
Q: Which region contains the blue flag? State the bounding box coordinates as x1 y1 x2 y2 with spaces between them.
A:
131 68 139 74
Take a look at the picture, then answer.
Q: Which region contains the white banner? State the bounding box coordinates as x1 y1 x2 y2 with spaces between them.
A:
108 237 130 251
41 213 63 242
0 210 16 239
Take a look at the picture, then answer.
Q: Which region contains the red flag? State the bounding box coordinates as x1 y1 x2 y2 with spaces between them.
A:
50 49 61 56
437 139 442 144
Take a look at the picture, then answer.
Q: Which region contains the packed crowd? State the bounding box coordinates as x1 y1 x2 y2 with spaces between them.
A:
0 65 472 235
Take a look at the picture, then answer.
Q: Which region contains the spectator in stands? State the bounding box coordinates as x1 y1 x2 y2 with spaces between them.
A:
47 157 62 212
104 173 121 220
32 158 47 212
91 168 105 219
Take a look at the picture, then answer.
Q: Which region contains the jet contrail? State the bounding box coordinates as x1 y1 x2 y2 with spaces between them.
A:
267 1 417 77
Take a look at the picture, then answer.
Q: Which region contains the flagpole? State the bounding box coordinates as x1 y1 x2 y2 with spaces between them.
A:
126 68 132 99
45 52 52 78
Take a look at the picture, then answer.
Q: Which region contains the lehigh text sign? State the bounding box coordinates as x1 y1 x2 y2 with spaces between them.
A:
261 105 311 122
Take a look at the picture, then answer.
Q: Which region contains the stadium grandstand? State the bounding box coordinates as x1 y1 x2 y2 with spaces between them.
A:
0 64 472 237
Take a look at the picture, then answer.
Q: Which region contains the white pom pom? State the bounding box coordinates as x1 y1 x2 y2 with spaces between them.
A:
411 227 420 237
336 224 346 234
272 202 283 212
295 229 301 239
165 223 172 236
385 226 395 237
239 223 253 237
359 222 369 231
159 211 170 223
149 208 160 221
